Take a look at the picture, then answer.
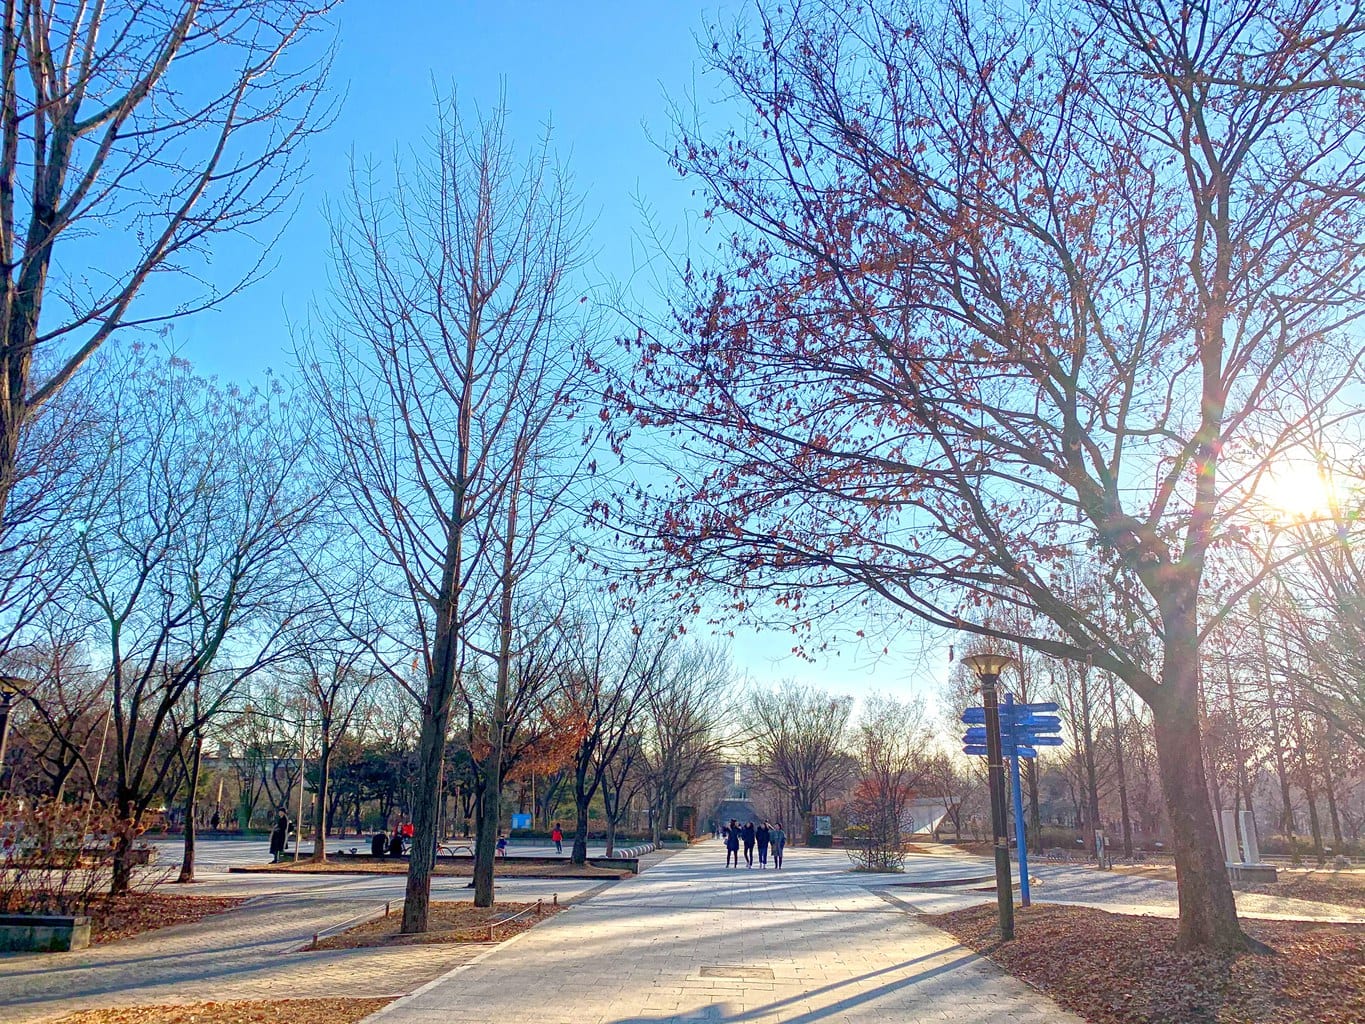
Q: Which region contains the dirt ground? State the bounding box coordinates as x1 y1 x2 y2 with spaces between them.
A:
4 893 247 944
48 998 391 1024
234 858 626 880
928 902 1365 1024
311 898 561 950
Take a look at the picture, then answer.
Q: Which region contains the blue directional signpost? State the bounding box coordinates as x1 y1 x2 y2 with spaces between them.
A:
962 693 1064 909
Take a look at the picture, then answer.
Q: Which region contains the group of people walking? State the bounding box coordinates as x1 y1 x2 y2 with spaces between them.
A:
721 818 785 869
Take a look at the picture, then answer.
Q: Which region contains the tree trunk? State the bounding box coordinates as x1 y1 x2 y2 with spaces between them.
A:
109 794 138 896
1107 676 1133 859
473 755 502 906
401 701 449 932
1292 710 1325 864
177 735 204 883
572 786 590 865
1261 633 1295 837
1080 671 1101 855
1025 758 1042 855
312 731 332 861
1150 654 1249 951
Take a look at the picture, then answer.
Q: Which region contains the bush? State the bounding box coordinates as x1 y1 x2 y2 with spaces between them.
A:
0 797 152 915
843 823 905 872
1260 834 1365 858
658 829 689 843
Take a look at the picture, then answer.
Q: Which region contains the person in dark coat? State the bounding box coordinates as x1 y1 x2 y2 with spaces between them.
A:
269 810 289 862
724 818 741 868
371 830 389 857
756 821 771 868
741 821 757 867
389 825 405 857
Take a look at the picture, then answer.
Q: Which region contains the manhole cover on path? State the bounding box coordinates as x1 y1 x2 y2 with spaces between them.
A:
700 966 776 980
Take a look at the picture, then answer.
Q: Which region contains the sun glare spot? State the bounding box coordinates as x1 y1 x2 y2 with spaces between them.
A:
1260 460 1337 522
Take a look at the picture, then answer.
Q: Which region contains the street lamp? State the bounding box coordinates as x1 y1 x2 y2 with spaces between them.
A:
962 652 1017 940
0 675 30 794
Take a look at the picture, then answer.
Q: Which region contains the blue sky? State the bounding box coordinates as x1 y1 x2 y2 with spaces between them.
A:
169 0 950 708
180 0 709 379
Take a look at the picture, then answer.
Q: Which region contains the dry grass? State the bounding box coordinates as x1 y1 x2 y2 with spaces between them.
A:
929 902 1365 1024
48 998 391 1024
311 899 561 950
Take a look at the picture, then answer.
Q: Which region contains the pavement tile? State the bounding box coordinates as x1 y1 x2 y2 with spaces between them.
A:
364 843 1085 1024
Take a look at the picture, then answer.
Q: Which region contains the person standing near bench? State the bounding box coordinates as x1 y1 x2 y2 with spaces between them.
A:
771 822 786 869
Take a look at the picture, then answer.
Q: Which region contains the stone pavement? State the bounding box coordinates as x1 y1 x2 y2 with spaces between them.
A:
886 857 1364 924
0 869 611 1023
367 843 1084 1024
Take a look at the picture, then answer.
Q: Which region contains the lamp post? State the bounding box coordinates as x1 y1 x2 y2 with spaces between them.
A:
962 652 1017 940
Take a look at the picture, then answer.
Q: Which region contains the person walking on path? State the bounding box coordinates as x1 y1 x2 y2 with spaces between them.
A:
772 821 786 869
269 809 289 863
724 819 741 868
551 823 564 855
756 821 771 867
741 821 756 867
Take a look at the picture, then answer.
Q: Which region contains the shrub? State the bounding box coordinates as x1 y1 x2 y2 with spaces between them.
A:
0 797 153 915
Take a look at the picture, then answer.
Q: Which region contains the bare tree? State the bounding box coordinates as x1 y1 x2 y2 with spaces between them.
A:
302 95 593 928
622 0 1365 949
637 642 732 841
0 0 334 546
745 682 852 843
64 348 316 890
564 606 672 865
299 640 379 860
846 693 930 871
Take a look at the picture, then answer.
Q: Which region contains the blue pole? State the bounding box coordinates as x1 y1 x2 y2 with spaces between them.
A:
1004 693 1030 907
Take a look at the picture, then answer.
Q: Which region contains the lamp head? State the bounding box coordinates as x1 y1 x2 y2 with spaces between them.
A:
961 652 1016 680
0 675 28 697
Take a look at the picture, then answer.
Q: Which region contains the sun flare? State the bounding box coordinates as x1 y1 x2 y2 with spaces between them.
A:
1259 460 1338 522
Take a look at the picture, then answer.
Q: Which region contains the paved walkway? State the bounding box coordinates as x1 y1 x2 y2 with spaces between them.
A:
0 870 611 1023
368 843 1083 1024
9 839 1353 1023
887 857 1364 924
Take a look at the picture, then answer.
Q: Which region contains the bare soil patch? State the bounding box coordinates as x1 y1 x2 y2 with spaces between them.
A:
48 998 390 1024
234 858 625 880
4 893 246 944
928 902 1365 1024
311 899 561 950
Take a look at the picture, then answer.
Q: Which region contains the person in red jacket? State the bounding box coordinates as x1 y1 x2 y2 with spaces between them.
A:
551 823 564 855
